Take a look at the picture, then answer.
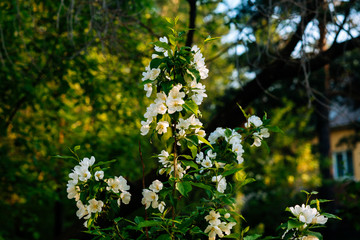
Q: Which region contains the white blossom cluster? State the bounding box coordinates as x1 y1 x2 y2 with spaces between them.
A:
289 204 328 225
195 150 216 173
204 210 236 240
208 127 244 164
141 180 166 213
140 36 208 137
191 45 209 79
67 156 131 228
157 150 189 179
244 115 270 147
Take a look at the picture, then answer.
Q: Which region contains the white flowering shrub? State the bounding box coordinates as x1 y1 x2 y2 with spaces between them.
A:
63 20 339 240
280 191 341 240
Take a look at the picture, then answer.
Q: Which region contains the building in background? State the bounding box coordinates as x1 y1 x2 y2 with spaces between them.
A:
330 107 360 181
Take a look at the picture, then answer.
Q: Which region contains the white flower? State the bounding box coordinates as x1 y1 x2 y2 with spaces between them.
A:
205 210 221 225
187 114 203 127
106 176 130 193
155 102 167 115
120 191 131 205
301 236 319 240
144 103 157 119
155 92 167 104
144 83 152 97
204 224 224 240
208 127 225 144
289 204 304 217
212 175 227 193
191 45 209 80
252 128 270 147
196 152 204 164
167 98 185 114
166 84 185 114
219 222 236 235
87 199 104 213
76 201 89 219
312 215 328 224
141 189 159 209
140 120 151 136
149 68 161 80
156 121 169 134
158 150 170 167
190 81 207 105
74 165 91 182
67 185 80 201
207 150 217 159
80 156 95 168
224 213 231 219
290 204 319 224
232 143 244 164
177 118 191 130
69 172 78 181
142 65 151 81
169 163 187 179
154 36 170 57
245 115 263 128
94 171 104 181
201 156 213 169
149 180 163 193
159 36 168 44
196 129 206 138
158 201 166 213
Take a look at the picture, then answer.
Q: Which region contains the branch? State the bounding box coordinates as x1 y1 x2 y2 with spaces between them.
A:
278 1 316 58
206 36 360 132
185 0 197 47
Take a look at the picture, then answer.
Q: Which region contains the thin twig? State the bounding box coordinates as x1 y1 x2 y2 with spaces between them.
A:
139 140 149 240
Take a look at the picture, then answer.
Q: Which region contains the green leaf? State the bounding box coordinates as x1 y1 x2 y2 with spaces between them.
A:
190 182 212 191
322 213 342 220
176 181 192 197
243 234 262 240
183 100 198 115
222 168 242 177
301 190 310 195
92 159 117 168
310 199 332 205
239 178 256 187
141 79 153 85
53 155 77 161
161 81 173 95
237 104 249 118
152 41 172 52
204 36 221 44
138 220 161 228
287 219 304 230
187 67 200 82
187 141 198 159
156 234 172 240
179 154 193 160
134 216 144 224
223 233 240 239
197 135 213 150
150 58 163 69
182 160 198 169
